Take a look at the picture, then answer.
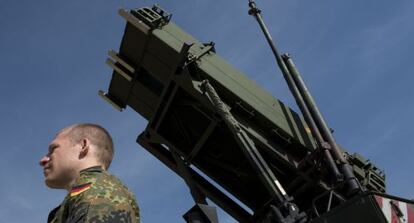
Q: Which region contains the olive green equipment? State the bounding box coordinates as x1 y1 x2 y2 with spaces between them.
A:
99 3 411 223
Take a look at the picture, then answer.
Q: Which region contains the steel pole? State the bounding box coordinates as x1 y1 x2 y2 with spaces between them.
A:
248 0 342 183
282 55 361 194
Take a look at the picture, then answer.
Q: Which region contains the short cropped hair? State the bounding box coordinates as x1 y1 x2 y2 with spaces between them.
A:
62 123 114 169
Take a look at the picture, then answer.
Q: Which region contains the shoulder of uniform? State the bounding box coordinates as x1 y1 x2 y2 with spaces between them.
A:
98 171 133 193
69 168 102 197
66 171 140 222
70 182 93 197
68 171 116 198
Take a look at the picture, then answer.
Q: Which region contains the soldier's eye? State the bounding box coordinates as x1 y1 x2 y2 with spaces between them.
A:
48 145 58 155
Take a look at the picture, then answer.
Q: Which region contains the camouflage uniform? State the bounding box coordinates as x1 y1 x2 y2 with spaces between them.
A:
48 166 140 223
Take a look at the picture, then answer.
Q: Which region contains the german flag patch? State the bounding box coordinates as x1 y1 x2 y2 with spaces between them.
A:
70 183 92 197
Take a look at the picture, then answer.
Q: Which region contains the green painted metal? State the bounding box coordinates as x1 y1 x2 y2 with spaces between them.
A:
109 8 317 151
99 5 392 222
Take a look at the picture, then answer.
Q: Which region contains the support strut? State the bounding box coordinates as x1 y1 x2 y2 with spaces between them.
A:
169 124 219 223
282 54 362 194
201 80 306 223
248 0 362 195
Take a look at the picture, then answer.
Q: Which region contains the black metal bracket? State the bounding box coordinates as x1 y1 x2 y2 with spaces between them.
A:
191 42 216 61
137 132 252 222
130 4 171 29
311 181 348 217
170 149 220 223
171 149 207 205
183 204 219 223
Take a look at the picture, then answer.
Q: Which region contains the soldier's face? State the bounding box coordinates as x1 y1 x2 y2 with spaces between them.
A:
39 131 81 189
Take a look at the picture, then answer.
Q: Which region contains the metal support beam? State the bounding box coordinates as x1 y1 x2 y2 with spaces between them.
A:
248 0 361 195
183 204 219 223
282 54 362 195
171 149 208 205
200 80 306 223
137 133 253 223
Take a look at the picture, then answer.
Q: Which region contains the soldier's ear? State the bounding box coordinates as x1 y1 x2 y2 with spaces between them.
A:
79 138 90 158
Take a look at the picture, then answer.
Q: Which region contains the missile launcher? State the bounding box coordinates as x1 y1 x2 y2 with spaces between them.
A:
100 4 411 223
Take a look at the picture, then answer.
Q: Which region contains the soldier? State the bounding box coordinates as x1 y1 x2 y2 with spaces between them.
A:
39 123 140 223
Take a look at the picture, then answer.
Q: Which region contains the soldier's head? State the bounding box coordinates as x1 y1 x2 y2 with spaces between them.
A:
39 123 114 190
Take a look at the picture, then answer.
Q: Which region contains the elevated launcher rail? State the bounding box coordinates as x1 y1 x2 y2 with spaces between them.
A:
99 5 395 223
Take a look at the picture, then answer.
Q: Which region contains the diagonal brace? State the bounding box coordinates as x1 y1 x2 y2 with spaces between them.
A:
200 80 306 222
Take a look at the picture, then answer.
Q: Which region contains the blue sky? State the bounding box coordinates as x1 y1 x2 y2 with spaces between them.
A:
1 0 413 222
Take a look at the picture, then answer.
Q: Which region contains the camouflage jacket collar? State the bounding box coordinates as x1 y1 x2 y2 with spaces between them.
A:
79 166 104 174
